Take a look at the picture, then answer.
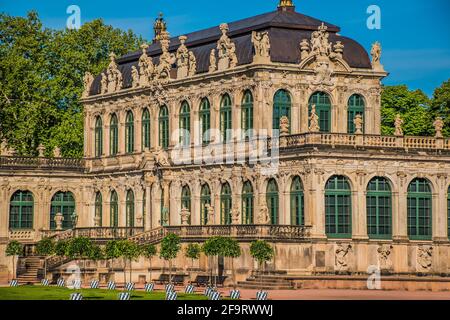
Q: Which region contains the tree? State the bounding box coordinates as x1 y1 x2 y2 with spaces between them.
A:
220 238 241 289
65 237 93 282
160 233 181 284
141 244 157 283
6 240 23 281
202 236 224 287
35 237 55 279
105 240 121 280
54 240 69 258
430 78 450 137
185 243 201 269
122 241 141 282
250 240 274 291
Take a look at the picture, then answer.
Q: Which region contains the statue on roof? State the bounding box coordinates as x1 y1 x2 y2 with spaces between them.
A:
153 12 167 43
155 31 176 81
209 49 217 73
176 35 196 79
104 52 123 93
371 41 384 71
216 23 238 71
138 43 154 86
252 31 271 64
82 72 94 98
433 117 444 138
394 114 404 136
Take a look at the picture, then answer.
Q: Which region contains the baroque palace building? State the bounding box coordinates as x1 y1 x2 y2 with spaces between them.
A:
1 1 450 287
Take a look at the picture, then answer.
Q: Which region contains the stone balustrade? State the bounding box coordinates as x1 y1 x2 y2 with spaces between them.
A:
0 156 84 170
40 227 144 242
8 230 36 242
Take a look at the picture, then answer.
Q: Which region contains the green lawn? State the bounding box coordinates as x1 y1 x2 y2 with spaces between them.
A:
0 285 208 300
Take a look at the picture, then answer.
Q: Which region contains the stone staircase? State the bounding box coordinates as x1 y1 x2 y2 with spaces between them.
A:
237 271 295 290
17 257 42 284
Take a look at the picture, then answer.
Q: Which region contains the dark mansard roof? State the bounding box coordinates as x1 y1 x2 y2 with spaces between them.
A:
90 8 372 95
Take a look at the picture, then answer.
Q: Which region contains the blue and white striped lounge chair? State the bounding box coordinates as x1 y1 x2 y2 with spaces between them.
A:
118 292 130 300
41 279 49 286
107 281 116 290
72 279 82 289
56 278 65 287
209 291 221 300
256 291 268 300
90 280 99 289
144 283 155 292
9 279 18 287
230 289 240 299
204 286 214 297
166 291 178 300
185 284 195 294
70 293 83 300
165 283 175 293
125 282 135 291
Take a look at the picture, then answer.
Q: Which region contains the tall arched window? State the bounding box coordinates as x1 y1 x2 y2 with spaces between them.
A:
367 177 392 239
290 176 304 226
242 181 254 224
159 105 169 149
179 101 191 147
94 192 102 227
9 191 34 229
200 184 211 225
125 111 135 154
142 108 151 150
266 179 279 224
50 192 75 230
309 92 331 132
221 183 232 225
325 176 351 238
220 94 232 143
110 114 118 156
181 185 191 225
347 94 365 134
407 178 432 240
241 91 253 138
273 90 291 131
94 116 103 157
199 98 211 145
126 190 135 228
110 190 118 227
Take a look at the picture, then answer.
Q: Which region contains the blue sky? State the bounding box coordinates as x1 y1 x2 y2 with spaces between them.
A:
1 0 450 95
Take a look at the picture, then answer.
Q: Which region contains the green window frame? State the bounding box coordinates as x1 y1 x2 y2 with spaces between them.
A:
94 116 103 157
407 178 432 240
242 181 254 224
179 101 191 147
9 191 34 229
125 111 135 154
325 176 352 238
309 92 332 132
220 94 232 143
221 183 232 225
367 177 392 239
110 190 118 227
199 98 211 145
110 114 118 156
95 191 102 227
126 189 135 228
200 184 211 225
159 105 169 149
50 192 75 230
273 90 291 131
266 179 279 224
181 185 191 225
241 90 254 138
290 176 304 226
347 94 365 134
142 108 151 150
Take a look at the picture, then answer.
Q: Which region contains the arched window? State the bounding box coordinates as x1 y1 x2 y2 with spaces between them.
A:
125 111 135 154
347 94 365 134
273 90 291 131
50 192 75 230
309 92 331 132
126 190 135 228
200 184 211 225
266 179 279 224
199 98 211 145
366 177 392 239
242 181 254 224
9 191 34 229
290 177 304 226
241 91 253 138
179 101 191 147
407 178 432 240
325 176 351 238
159 105 169 149
142 108 151 150
94 116 103 157
95 192 102 227
221 183 232 225
110 190 118 227
220 94 232 143
181 185 191 225
110 114 118 156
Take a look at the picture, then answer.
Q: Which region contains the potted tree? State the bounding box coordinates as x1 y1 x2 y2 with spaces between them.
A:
141 243 157 283
249 240 274 292
35 237 55 280
122 241 141 283
159 233 181 285
220 238 241 289
65 237 93 282
185 243 201 282
202 236 223 287
6 240 23 282
105 240 121 282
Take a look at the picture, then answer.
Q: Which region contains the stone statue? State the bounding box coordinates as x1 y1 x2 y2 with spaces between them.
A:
138 43 154 86
82 72 94 98
258 205 271 225
131 66 139 88
188 51 197 77
37 144 46 157
279 116 290 135
105 52 123 93
309 104 320 132
335 243 352 271
100 73 108 94
216 23 238 71
417 246 433 270
180 206 190 225
54 212 64 231
371 41 384 71
176 35 189 79
377 244 393 271
53 146 61 158
310 23 334 58
155 31 176 81
231 204 240 224
205 203 215 225
333 41 344 59
209 49 217 73
153 146 170 166
1 139 15 156
394 114 404 136
312 58 334 86
252 31 271 63
433 117 444 138
299 38 310 60
353 114 363 134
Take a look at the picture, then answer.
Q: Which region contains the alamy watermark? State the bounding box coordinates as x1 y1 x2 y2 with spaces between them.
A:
367 5 381 30
366 265 381 290
66 5 81 30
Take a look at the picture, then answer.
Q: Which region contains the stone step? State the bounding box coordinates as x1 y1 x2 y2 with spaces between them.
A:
244 278 292 285
237 283 293 290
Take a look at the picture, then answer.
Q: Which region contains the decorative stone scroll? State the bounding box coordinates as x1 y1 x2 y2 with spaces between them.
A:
215 23 238 71
176 36 196 79
417 245 433 270
335 243 352 272
252 31 271 64
377 244 393 271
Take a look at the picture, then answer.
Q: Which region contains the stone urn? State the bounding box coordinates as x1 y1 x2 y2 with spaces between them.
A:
54 212 64 230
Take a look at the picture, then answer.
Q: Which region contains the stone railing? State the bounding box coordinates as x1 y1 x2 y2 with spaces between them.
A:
8 230 36 242
40 227 144 242
0 156 84 170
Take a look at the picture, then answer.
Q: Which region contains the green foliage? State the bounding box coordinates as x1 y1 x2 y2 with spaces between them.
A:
0 12 144 157
185 243 201 260
141 244 157 259
6 241 22 257
249 240 274 264
202 236 223 257
35 238 55 256
430 78 450 137
54 240 69 257
160 233 181 261
220 238 241 258
65 237 93 260
88 244 104 261
121 241 141 262
104 240 121 260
